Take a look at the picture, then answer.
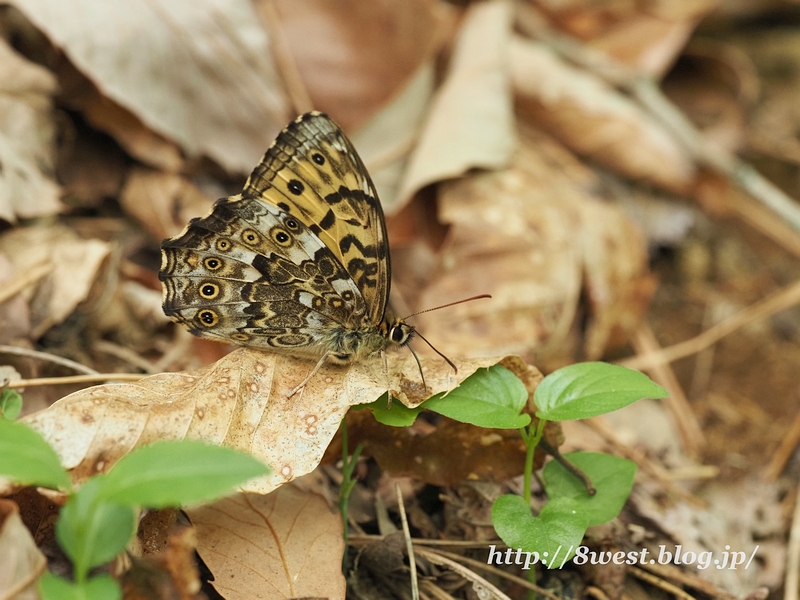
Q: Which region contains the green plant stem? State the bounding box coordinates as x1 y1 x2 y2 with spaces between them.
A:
339 417 363 572
519 418 547 504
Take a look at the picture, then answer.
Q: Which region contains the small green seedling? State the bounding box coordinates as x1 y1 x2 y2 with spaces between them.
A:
0 419 270 599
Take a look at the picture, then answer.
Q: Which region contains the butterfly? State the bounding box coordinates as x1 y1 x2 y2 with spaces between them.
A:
159 111 433 389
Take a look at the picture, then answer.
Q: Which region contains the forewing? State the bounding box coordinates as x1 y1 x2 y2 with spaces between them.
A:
243 111 390 326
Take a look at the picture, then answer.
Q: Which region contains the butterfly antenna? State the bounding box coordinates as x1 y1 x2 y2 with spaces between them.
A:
403 294 491 319
414 330 458 374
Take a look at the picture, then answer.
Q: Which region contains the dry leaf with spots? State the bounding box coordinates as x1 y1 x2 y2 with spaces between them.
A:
22 349 529 494
187 486 345 600
0 37 61 223
13 0 290 172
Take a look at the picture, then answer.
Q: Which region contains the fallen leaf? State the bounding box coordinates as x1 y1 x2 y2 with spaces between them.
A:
22 348 525 494
187 486 345 600
0 225 111 336
0 37 61 223
270 0 453 132
396 0 516 207
14 0 291 172
511 35 696 193
0 498 47 599
119 167 215 241
414 131 653 365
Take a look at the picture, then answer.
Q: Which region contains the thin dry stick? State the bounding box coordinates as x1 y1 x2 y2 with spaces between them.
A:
396 484 419 600
638 560 738 600
629 566 697 600
413 547 513 600
256 0 314 115
584 418 706 508
8 373 146 388
0 261 52 304
630 324 705 456
94 340 158 374
584 586 611 600
0 345 99 376
430 548 559 600
785 482 800 600
766 410 800 481
620 279 800 372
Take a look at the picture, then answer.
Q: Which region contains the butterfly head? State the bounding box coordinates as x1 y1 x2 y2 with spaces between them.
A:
384 317 415 348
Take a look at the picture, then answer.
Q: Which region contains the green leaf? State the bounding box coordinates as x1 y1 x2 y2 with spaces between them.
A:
56 478 136 581
424 366 531 429
0 419 71 490
1 388 22 420
39 573 121 600
535 362 667 421
543 452 637 526
97 440 270 507
356 393 425 427
492 495 587 566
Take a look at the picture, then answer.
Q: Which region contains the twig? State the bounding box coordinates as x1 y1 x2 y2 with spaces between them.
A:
785 481 800 600
396 484 419 600
766 410 800 481
428 548 559 600
94 340 158 374
8 373 146 388
629 566 697 600
0 345 99 376
515 3 800 235
629 324 705 456
620 279 800 372
413 547 513 600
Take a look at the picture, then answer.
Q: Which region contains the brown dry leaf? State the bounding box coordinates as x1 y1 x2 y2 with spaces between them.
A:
0 499 47 599
0 225 111 336
187 486 345 600
0 253 33 345
0 37 61 223
415 130 652 366
511 35 696 193
14 0 291 172
396 0 516 208
271 0 454 133
120 167 215 241
22 348 524 494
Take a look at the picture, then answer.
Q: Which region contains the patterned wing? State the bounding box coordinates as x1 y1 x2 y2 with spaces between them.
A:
242 112 391 326
160 194 368 359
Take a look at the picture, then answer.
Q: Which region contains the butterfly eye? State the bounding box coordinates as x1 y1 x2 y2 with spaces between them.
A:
215 239 232 252
390 326 408 344
312 153 325 165
287 180 305 195
203 257 222 270
285 218 299 230
197 309 219 327
199 283 220 299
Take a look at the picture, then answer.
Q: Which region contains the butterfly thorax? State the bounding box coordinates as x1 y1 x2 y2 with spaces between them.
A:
321 316 414 365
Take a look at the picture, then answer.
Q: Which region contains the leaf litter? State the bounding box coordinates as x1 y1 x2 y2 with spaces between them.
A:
1 0 799 598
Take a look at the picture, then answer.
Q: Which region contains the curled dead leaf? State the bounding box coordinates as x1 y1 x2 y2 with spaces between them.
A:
23 349 533 494
0 498 47 598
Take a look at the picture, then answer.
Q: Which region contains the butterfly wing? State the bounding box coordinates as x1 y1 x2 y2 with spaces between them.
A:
160 112 391 358
243 112 390 327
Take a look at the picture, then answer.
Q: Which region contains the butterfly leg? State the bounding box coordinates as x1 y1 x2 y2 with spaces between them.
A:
288 353 331 397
